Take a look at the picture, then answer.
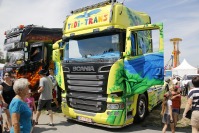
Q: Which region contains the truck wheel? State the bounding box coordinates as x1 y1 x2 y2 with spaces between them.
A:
134 94 147 123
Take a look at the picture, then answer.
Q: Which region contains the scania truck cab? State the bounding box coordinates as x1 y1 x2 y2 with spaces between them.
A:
53 0 165 127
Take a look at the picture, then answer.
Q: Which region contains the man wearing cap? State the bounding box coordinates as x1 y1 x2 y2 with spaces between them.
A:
35 69 54 126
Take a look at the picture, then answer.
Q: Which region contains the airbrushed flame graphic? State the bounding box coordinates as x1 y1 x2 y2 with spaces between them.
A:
16 66 42 89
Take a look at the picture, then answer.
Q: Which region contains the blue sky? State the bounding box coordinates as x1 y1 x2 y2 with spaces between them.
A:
0 0 198 67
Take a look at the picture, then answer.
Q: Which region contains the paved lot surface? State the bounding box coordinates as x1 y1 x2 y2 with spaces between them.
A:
3 96 191 133
33 110 191 133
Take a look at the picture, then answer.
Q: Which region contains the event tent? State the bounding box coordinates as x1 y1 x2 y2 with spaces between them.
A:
172 59 197 77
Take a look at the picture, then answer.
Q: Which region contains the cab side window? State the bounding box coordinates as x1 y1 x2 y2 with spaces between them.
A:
30 46 42 62
131 33 137 56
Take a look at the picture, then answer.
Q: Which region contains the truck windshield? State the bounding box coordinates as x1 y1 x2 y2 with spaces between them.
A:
64 34 120 61
6 50 24 65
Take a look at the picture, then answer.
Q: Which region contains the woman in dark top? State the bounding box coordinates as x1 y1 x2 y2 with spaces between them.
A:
0 72 15 132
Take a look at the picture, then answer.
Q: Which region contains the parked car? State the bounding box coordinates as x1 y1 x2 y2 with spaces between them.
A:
181 74 199 95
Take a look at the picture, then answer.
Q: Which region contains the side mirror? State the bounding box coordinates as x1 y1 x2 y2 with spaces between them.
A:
122 52 126 57
53 42 59 49
25 42 28 47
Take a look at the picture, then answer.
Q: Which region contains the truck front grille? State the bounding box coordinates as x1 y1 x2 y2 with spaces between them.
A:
63 63 111 113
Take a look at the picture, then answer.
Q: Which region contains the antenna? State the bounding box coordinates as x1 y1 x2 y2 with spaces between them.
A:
119 0 125 15
121 0 125 4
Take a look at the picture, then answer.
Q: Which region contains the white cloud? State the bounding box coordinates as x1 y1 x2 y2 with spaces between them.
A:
0 0 199 68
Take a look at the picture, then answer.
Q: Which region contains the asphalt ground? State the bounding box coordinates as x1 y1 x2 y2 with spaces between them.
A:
2 96 192 133
31 102 191 133
32 112 191 133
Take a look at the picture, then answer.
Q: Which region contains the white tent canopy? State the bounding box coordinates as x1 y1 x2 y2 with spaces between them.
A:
172 59 197 77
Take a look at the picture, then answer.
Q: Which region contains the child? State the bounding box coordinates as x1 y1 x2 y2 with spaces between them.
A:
171 85 181 128
25 90 36 126
0 95 4 133
161 91 175 133
0 95 7 133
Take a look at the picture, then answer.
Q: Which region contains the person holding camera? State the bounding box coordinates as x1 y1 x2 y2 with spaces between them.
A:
183 76 199 133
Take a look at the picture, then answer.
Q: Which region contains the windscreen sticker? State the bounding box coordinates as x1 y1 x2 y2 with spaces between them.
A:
112 35 119 44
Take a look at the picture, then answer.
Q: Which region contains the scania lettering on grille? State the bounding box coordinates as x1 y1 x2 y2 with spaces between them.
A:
73 66 95 72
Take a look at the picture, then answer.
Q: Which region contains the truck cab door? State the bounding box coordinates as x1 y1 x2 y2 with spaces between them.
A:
52 40 66 91
123 23 164 121
123 23 164 95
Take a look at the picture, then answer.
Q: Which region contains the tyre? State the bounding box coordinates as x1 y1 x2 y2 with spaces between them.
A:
134 94 147 123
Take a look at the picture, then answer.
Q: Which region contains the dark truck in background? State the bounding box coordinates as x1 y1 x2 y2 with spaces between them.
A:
3 24 62 100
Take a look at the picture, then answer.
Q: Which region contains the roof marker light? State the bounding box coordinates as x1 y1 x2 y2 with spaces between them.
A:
18 25 24 29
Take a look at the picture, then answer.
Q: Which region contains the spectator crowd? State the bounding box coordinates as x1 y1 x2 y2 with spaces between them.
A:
162 75 199 133
0 69 60 133
0 69 198 133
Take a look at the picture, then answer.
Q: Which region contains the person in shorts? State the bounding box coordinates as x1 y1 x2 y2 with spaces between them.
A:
171 84 181 128
161 91 175 133
0 94 7 133
48 68 59 109
35 69 54 126
183 76 199 133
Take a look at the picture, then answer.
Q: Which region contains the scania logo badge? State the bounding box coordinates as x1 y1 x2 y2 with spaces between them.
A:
73 66 95 72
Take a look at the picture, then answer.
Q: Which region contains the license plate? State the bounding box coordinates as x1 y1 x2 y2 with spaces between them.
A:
78 116 92 123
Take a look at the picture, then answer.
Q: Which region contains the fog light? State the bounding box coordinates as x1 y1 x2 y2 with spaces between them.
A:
107 111 111 115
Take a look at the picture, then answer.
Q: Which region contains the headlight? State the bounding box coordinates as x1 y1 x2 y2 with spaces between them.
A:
107 103 124 110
